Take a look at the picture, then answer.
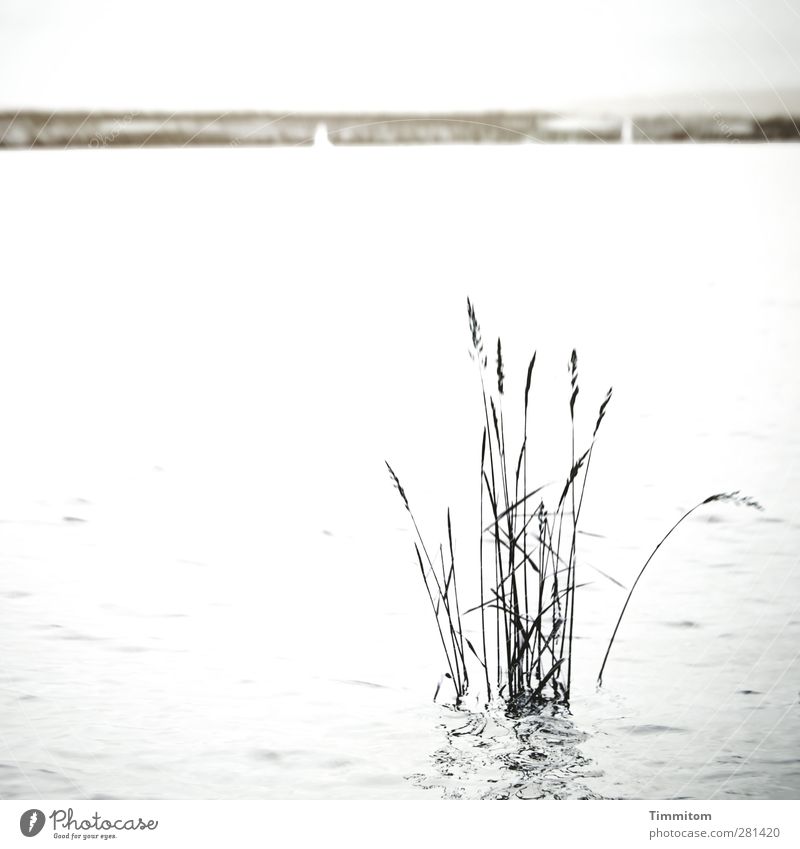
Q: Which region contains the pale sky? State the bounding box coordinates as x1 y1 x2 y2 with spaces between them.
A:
1 0 800 111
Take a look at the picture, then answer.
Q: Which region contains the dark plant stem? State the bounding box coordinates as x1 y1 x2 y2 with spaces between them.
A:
597 500 706 687
479 428 492 699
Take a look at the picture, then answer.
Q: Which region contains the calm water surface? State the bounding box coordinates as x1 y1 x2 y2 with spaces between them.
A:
1 145 798 799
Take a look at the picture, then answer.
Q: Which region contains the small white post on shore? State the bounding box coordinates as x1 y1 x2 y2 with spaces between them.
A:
621 116 634 144
314 121 331 147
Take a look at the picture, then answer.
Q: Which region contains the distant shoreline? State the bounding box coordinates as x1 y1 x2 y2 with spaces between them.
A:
1 109 799 148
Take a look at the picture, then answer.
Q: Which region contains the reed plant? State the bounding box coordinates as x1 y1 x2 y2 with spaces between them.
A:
387 299 610 706
387 299 761 707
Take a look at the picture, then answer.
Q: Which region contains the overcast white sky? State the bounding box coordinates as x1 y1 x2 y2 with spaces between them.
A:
1 0 800 111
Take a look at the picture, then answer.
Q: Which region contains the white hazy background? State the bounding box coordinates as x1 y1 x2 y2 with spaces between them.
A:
1 0 800 111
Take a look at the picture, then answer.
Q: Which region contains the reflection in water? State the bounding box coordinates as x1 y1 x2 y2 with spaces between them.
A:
411 703 602 799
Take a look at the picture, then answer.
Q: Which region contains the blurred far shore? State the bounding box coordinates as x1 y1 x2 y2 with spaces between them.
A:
3 89 800 147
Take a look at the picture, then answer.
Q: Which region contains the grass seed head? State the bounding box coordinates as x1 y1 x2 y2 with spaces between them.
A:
524 352 537 412
569 349 579 419
593 387 613 438
385 461 410 511
467 298 484 362
496 338 505 395
702 491 764 511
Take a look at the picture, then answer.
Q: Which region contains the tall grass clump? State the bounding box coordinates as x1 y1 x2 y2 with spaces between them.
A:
387 299 612 707
387 299 761 707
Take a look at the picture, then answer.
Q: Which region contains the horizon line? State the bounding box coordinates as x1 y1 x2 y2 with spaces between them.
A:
2 108 799 147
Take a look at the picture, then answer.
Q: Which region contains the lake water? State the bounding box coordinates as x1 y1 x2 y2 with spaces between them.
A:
1 144 798 800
